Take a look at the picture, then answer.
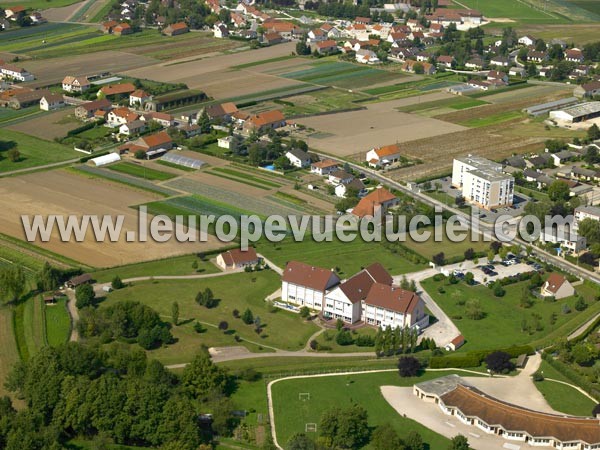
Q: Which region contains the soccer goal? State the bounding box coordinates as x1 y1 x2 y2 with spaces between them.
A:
305 423 317 433
299 392 311 401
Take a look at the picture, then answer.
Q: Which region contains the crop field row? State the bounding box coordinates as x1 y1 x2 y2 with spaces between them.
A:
397 97 488 115
165 178 302 217
205 170 272 190
106 162 177 182
211 168 283 188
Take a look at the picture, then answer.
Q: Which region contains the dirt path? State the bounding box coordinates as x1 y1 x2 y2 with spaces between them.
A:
65 290 80 342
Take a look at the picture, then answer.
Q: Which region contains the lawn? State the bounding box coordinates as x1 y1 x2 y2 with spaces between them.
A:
0 129 80 173
421 276 600 351
106 162 177 182
255 237 426 278
399 226 490 261
313 327 378 353
104 271 319 353
455 0 568 23
0 307 20 397
533 360 597 416
45 298 71 347
92 254 220 283
272 371 456 449
22 296 45 357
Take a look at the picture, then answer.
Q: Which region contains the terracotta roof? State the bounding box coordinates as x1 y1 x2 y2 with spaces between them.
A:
7 5 25 13
282 261 339 291
338 263 393 304
130 89 150 98
543 273 567 294
316 40 337 49
140 131 172 148
145 111 172 122
166 22 188 31
581 81 600 91
100 83 136 96
450 334 465 347
102 20 118 28
374 143 401 158
220 247 258 266
267 21 299 33
437 55 454 63
246 110 285 127
78 98 112 111
114 22 131 31
205 102 238 117
312 159 338 169
352 188 396 218
63 75 90 86
365 283 420 314
263 31 283 42
111 107 139 122
441 384 600 444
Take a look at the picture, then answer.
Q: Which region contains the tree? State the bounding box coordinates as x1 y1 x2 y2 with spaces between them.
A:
575 296 588 311
319 405 369 449
464 248 475 260
0 266 26 304
299 306 310 318
6 148 20 162
196 288 217 308
448 434 469 450
336 318 344 331
218 320 228 331
134 150 146 160
287 433 316 450
465 299 484 320
588 123 600 141
111 275 124 290
371 423 404 450
198 109 211 134
520 286 534 308
413 62 425 74
171 301 179 326
398 356 420 377
464 272 474 285
547 180 570 202
296 40 311 56
485 351 515 373
432 252 445 266
182 348 228 399
37 262 60 292
405 430 424 450
578 218 600 245
75 284 95 309
336 330 353 346
241 308 254 325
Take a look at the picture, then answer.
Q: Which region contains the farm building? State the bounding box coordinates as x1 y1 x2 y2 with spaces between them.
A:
0 63 34 82
75 99 112 120
216 247 260 270
8 89 49 109
574 81 600 98
162 22 189 36
549 102 600 124
523 97 579 117
98 83 136 98
243 110 286 133
118 131 174 158
203 102 238 122
66 273 92 288
91 153 121 166
161 153 204 169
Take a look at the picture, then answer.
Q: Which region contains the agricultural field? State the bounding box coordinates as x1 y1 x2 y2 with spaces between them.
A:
517 23 600 45
0 0 81 9
45 298 71 347
534 360 597 416
22 296 45 357
104 271 319 355
396 96 489 117
272 371 455 449
0 128 80 173
0 106 44 127
106 162 177 182
92 254 220 283
0 170 225 267
8 107 79 140
454 0 569 23
421 276 600 351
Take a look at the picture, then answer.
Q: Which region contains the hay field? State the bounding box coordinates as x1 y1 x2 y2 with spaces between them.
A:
0 170 226 267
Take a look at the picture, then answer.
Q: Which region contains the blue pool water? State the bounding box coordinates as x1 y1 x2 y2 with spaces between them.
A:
263 164 275 171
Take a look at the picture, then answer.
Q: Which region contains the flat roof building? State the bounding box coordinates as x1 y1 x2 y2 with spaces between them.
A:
549 102 600 123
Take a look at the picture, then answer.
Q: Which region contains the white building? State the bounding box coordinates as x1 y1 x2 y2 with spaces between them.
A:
62 75 90 93
366 143 402 168
119 120 147 136
518 35 536 46
323 263 393 324
574 205 600 232
310 159 338 176
129 89 152 107
40 93 65 111
0 64 34 82
285 148 311 168
335 178 366 198
452 156 514 210
281 261 340 311
362 283 429 330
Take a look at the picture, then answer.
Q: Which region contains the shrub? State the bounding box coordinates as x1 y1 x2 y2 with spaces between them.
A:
218 321 229 331
398 356 421 377
335 331 354 346
111 275 124 290
232 309 240 318
309 339 318 350
299 306 310 318
241 308 254 325
355 335 375 347
533 371 544 382
193 322 205 333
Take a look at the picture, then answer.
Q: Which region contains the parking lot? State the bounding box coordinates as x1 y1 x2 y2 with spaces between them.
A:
454 256 540 285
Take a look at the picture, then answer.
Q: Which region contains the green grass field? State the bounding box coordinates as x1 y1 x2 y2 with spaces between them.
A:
0 307 20 397
534 360 597 416
0 128 80 173
272 371 458 448
92 254 220 283
397 97 488 115
106 162 177 181
1 0 81 9
455 0 569 23
206 170 273 191
211 168 282 188
45 298 71 347
421 276 600 351
21 296 45 357
457 110 523 128
104 271 319 354
256 237 426 279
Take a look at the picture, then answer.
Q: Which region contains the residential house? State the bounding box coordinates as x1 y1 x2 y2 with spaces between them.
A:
416 52 429 62
366 143 402 168
119 120 146 136
539 66 553 78
285 148 311 168
570 166 600 183
62 75 90 93
310 159 338 176
487 70 508 83
323 263 392 324
113 22 132 35
162 22 189 36
102 20 118 33
540 273 575 300
550 150 576 167
518 35 536 46
574 205 600 231
437 55 454 68
527 50 547 63
230 12 246 28
356 49 380 65
213 22 229 38
0 64 34 82
351 187 399 218
5 6 25 20
40 93 65 111
178 123 201 138
107 107 139 126
328 170 354 186
402 60 436 75
526 153 552 169
29 12 46 24
490 56 510 68
118 131 174 158
574 81 600 99
281 261 341 310
355 16 371 25
129 89 152 107
74 98 112 120
262 32 284 46
314 40 338 55
216 248 260 270
465 58 484 70
141 111 174 127
335 178 366 198
203 102 238 122
98 83 136 98
509 67 526 77
363 283 429 330
565 48 584 63
307 28 326 43
243 110 286 133
264 21 301 40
